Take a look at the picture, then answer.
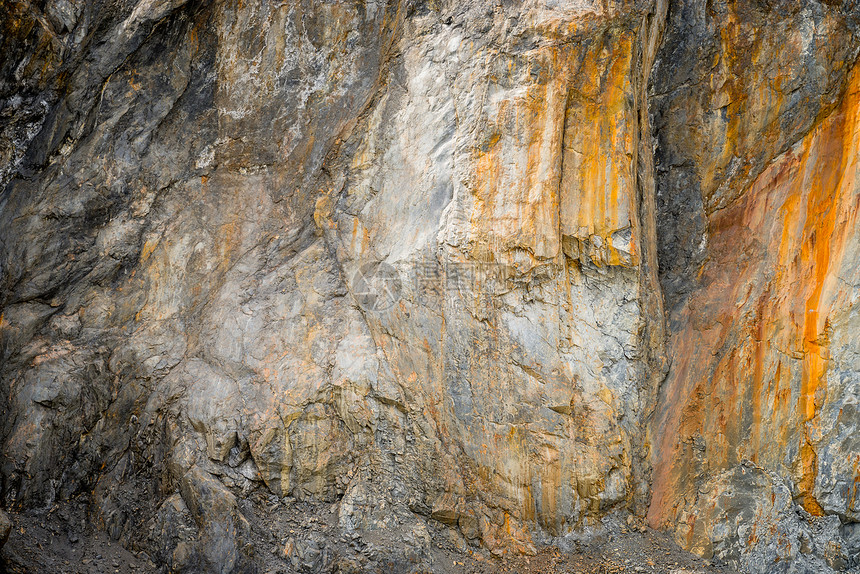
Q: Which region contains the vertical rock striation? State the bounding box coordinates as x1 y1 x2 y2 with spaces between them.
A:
0 0 859 572
0 0 672 569
316 0 670 552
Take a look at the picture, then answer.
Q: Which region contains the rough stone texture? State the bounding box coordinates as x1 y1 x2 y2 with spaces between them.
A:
316 0 669 553
0 0 669 569
681 463 855 574
0 0 859 573
648 1 860 573
0 509 10 549
652 0 860 311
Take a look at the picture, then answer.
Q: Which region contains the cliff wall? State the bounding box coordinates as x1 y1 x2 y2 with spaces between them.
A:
0 1 858 572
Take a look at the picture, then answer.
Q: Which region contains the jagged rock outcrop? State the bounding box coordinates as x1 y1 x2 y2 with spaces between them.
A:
0 0 858 573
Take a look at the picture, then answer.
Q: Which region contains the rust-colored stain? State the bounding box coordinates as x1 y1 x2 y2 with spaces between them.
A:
468 28 639 268
650 63 860 531
470 49 563 263
560 29 638 267
686 4 832 212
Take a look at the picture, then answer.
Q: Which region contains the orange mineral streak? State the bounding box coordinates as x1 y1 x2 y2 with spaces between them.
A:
560 31 639 266
470 30 640 268
649 65 860 529
696 6 799 211
471 48 565 263
787 63 859 515
850 456 860 511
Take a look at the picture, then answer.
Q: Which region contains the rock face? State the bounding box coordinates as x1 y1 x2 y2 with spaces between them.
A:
0 1 858 573
0 509 9 549
648 1 860 572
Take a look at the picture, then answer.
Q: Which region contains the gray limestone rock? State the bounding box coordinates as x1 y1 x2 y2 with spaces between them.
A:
0 1 858 573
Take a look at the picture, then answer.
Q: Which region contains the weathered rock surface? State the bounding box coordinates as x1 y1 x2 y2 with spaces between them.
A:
0 509 10 549
652 0 860 311
649 1 860 572
0 0 858 573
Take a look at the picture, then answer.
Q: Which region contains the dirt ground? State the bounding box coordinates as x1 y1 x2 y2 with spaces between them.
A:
1 509 149 574
1 504 737 574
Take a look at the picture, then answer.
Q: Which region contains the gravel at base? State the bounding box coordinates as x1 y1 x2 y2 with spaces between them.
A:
1 502 737 574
